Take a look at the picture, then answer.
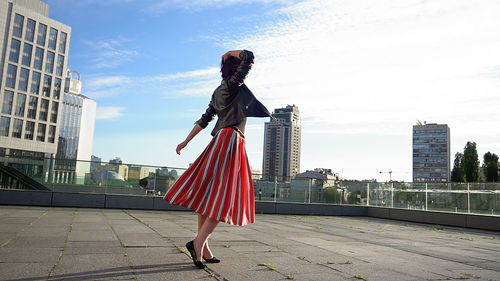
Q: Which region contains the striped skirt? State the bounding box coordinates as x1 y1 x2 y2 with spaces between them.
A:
164 127 255 226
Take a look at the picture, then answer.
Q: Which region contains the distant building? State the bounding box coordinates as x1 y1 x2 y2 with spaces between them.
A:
90 155 101 172
412 122 450 182
0 0 71 179
128 166 149 180
262 105 301 181
109 157 122 165
54 69 96 183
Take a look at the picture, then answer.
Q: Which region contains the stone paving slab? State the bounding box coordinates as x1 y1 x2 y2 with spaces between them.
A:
0 206 499 281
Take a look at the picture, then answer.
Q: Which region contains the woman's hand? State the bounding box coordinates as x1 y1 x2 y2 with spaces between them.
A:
176 141 188 155
222 50 242 62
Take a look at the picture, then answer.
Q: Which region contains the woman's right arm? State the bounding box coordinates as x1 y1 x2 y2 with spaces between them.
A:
224 50 254 88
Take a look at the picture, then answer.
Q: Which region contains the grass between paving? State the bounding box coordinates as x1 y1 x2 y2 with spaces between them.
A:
48 210 77 279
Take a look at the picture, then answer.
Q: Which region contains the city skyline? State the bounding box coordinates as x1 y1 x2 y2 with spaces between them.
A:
36 0 500 181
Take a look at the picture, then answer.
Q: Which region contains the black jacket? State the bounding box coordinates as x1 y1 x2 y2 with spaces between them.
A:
196 50 271 136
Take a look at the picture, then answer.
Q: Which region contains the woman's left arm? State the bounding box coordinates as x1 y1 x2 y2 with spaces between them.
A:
176 124 203 155
176 101 216 155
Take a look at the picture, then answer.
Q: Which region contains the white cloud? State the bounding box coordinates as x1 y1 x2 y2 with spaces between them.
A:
143 0 293 13
210 0 500 139
83 38 138 69
96 106 125 120
86 76 131 89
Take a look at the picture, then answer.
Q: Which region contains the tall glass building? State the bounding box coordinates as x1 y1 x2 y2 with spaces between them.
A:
412 122 450 182
262 105 301 181
0 0 71 178
54 70 96 184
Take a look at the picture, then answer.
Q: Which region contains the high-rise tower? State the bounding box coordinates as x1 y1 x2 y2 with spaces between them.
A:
54 69 96 184
413 122 450 182
0 0 71 178
262 105 301 181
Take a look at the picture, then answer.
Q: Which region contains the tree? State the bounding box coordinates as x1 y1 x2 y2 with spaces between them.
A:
483 152 499 182
462 142 480 182
451 152 464 182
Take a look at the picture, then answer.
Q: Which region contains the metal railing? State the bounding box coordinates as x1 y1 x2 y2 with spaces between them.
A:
1 156 499 216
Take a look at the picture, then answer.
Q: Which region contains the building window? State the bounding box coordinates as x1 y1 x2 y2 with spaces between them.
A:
42 75 52 97
14 93 26 117
6 64 17 89
30 71 41 95
12 119 23 138
50 101 58 123
21 43 33 66
25 18 36 42
53 78 61 99
13 14 24 38
48 28 57 50
25 121 35 140
9 39 21 63
56 55 64 76
37 23 47 46
34 47 44 70
39 99 49 121
0 117 11 136
45 51 55 73
27 96 38 119
36 123 46 142
2 90 14 114
18 68 29 92
58 32 67 53
48 125 56 143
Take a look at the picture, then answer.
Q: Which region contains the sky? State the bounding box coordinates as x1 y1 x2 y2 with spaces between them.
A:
44 0 500 181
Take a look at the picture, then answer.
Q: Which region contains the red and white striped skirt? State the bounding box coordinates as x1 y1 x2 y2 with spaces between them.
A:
164 127 255 226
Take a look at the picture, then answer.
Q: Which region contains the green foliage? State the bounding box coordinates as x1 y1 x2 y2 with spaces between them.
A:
287 273 294 279
354 274 369 280
324 187 341 203
462 142 480 182
483 152 499 182
451 152 465 182
176 245 187 254
258 263 276 270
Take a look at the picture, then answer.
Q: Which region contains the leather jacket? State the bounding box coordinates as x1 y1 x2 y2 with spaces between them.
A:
196 50 271 136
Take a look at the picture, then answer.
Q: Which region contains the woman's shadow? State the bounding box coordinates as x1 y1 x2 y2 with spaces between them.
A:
7 263 201 281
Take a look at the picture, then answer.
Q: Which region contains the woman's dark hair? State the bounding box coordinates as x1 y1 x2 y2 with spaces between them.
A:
220 56 241 79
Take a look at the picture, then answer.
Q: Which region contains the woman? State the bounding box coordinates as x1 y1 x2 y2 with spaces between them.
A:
164 50 271 269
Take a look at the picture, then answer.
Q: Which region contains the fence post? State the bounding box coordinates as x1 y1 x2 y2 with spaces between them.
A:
274 176 277 203
391 182 394 208
425 183 428 211
308 179 312 204
367 183 370 206
467 183 470 213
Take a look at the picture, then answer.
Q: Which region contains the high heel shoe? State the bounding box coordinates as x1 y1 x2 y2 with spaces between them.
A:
203 256 221 263
185 240 206 269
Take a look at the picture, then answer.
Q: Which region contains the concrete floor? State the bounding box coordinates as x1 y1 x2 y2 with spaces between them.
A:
0 206 499 281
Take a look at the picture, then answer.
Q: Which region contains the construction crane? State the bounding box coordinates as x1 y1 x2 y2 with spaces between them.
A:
379 171 393 182
379 171 410 182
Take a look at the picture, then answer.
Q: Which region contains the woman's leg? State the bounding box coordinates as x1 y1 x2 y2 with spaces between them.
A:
197 214 215 259
193 216 219 261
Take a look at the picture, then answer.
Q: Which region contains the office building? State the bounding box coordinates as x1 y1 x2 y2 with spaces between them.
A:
128 166 149 180
413 122 450 182
0 0 71 178
262 105 301 181
53 69 96 183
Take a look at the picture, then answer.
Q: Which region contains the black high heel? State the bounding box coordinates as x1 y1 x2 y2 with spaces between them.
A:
185 240 206 269
203 256 221 263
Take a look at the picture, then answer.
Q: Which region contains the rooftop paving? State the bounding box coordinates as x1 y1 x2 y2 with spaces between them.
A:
0 206 499 281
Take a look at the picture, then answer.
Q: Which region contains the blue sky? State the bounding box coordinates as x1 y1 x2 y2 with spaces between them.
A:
45 0 500 181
